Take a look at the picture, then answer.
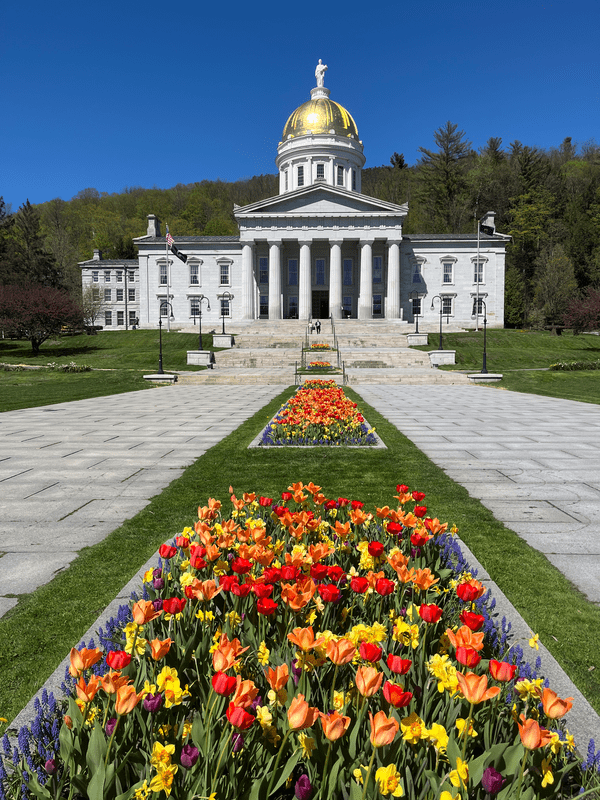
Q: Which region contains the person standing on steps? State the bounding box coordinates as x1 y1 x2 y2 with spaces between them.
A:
315 320 321 334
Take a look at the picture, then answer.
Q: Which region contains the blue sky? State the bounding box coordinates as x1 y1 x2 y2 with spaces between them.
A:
3 0 599 212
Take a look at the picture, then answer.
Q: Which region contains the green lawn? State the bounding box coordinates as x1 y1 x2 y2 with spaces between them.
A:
1 387 600 729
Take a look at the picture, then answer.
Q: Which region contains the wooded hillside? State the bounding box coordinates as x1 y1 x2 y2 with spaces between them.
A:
2 123 600 328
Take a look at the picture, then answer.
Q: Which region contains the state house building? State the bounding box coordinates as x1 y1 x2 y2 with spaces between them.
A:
81 64 509 329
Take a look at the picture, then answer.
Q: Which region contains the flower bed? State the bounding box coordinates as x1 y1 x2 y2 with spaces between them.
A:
2 482 596 800
309 344 331 351
259 381 377 447
307 362 332 370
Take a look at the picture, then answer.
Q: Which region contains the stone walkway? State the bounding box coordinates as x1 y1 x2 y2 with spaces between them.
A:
355 384 600 604
0 385 283 618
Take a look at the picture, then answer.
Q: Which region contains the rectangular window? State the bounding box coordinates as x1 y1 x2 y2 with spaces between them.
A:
128 271 135 281
159 300 169 317
343 259 353 286
190 298 200 316
342 296 352 317
373 256 383 284
259 257 269 284
316 163 325 180
116 271 123 283
337 165 344 186
315 259 325 286
442 297 453 316
104 270 111 282
288 296 298 318
474 261 484 283
92 287 100 301
189 264 199 285
472 297 484 315
412 297 422 316
352 170 356 190
412 263 422 283
128 288 135 302
288 259 298 286
373 294 382 316
220 298 231 318
116 288 124 302
285 170 289 191
159 264 168 285
298 166 304 187
104 288 111 302
259 295 268 316
443 262 453 284
129 310 137 325
220 263 230 286
92 271 99 283
104 311 112 326
117 311 124 326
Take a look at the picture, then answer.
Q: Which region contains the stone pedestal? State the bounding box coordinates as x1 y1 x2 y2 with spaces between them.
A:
407 333 428 347
468 373 503 383
213 334 234 348
187 351 213 367
428 350 455 366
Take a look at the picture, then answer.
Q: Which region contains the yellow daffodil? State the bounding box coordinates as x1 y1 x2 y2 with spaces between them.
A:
427 723 449 753
401 712 427 745
541 757 554 788
529 632 540 650
449 758 469 788
297 732 316 759
149 764 178 797
455 718 477 738
257 641 270 665
374 764 404 797
150 741 175 769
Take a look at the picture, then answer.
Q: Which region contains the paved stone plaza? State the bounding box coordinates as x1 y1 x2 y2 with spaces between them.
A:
0 385 282 618
356 384 600 604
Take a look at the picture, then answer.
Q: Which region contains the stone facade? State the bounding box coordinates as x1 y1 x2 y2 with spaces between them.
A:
81 65 509 330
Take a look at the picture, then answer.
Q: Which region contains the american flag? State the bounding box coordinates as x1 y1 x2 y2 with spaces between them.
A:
166 231 174 246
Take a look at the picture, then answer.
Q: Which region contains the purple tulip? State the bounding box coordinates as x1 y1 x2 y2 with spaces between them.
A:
180 744 199 768
295 775 312 800
482 766 506 795
143 693 163 713
44 759 57 775
105 718 118 737
152 599 163 612
232 733 244 752
153 577 165 590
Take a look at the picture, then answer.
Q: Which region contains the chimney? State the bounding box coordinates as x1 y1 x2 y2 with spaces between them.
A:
480 211 496 234
93 248 101 260
147 214 162 237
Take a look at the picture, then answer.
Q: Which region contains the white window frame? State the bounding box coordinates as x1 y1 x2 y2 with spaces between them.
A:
104 270 111 282
412 297 422 317
104 310 112 326
190 297 200 317
189 263 200 286
259 257 269 284
297 165 304 187
441 256 456 285
159 263 168 286
92 271 99 283
117 310 124 326
92 287 100 302
316 163 325 180
441 296 453 317
220 298 231 318
128 271 135 281
116 288 124 302
116 271 123 283
104 288 111 302
470 293 488 317
337 165 344 186
128 310 137 325
128 287 136 302
218 258 232 287
472 257 487 284
159 297 170 317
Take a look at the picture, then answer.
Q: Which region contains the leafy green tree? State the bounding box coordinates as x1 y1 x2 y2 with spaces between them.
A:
4 201 62 288
534 244 577 330
417 122 473 232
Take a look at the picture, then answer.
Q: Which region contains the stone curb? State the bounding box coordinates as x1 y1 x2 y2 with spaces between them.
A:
9 532 600 759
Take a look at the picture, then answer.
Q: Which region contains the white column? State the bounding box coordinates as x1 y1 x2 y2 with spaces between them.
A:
299 240 311 320
385 240 401 319
268 241 282 319
329 242 342 319
358 240 373 320
241 242 255 319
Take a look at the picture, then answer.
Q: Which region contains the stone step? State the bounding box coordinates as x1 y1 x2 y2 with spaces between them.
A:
176 367 470 386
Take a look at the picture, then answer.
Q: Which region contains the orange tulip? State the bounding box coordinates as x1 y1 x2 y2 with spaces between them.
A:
320 711 351 741
456 672 500 705
265 664 289 691
411 568 439 591
287 694 320 730
287 626 324 652
69 647 103 677
488 660 517 682
75 675 101 703
326 638 356 666
231 677 259 709
518 715 553 749
149 638 173 660
115 684 142 715
100 671 130 695
132 600 162 625
188 579 222 602
446 625 485 652
539 688 573 719
369 710 399 748
355 666 384 697
281 580 315 611
212 645 237 673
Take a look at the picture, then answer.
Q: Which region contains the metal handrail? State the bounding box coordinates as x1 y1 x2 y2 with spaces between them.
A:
342 361 347 385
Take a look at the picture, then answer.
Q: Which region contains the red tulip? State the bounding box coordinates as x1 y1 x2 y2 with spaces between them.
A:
419 604 443 624
359 642 383 662
383 681 413 708
310 564 328 581
318 584 341 603
159 544 177 560
350 576 369 593
368 541 384 557
413 506 427 518
231 557 253 575
163 597 187 615
456 646 482 668
106 650 131 670
252 583 274 599
459 611 485 631
489 660 517 682
257 598 278 615
226 703 255 730
212 672 237 696
375 578 395 596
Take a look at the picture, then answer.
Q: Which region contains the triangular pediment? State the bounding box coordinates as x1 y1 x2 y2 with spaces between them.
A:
234 184 408 219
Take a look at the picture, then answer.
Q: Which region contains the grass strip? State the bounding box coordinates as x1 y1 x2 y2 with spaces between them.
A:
1 386 599 727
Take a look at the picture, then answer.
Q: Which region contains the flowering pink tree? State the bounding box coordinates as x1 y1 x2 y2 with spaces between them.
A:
0 285 82 354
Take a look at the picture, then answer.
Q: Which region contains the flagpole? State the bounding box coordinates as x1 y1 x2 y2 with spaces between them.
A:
166 223 171 332
475 217 480 333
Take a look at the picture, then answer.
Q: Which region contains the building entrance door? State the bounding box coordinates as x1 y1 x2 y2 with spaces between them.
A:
312 291 329 319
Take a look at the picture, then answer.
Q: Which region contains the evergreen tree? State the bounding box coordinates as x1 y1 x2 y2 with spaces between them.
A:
2 200 62 288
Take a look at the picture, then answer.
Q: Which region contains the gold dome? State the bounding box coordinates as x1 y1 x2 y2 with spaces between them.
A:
282 97 359 140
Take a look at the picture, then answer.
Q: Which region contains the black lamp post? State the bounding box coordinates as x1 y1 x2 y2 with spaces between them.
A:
430 295 444 350
481 299 488 374
220 291 232 334
157 302 174 374
410 290 421 334
196 294 210 350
